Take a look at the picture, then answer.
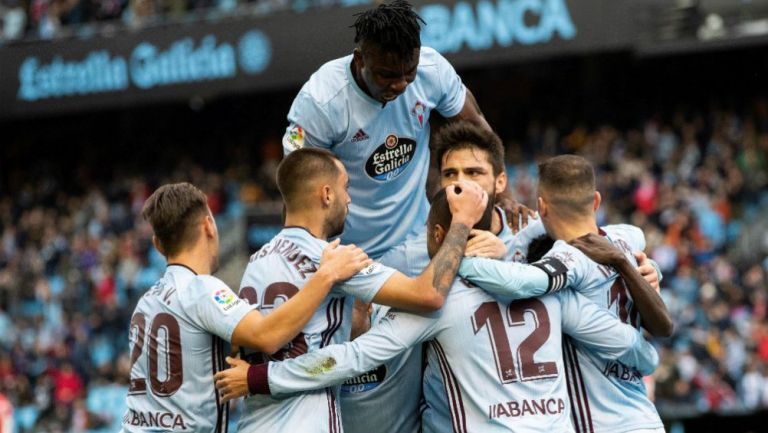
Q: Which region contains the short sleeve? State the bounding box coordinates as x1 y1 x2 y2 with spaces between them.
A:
338 262 398 303
184 276 256 341
283 91 336 153
432 51 466 118
609 224 646 252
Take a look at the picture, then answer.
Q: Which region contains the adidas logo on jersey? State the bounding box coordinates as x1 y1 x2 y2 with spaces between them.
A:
351 129 370 142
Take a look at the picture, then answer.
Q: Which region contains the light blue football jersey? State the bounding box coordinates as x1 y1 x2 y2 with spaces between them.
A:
459 224 665 433
339 207 517 433
121 265 256 433
261 277 658 433
282 47 467 258
236 227 396 433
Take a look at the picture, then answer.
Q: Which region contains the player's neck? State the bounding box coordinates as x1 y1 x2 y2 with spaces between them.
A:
549 218 598 242
284 213 327 240
490 208 503 235
166 248 211 275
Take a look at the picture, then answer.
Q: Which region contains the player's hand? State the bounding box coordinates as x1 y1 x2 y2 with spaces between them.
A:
497 194 537 234
319 239 373 283
447 181 488 227
214 356 251 403
569 233 626 266
465 229 507 258
634 251 660 293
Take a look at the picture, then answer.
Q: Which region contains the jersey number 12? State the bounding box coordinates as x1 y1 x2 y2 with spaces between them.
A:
472 299 558 384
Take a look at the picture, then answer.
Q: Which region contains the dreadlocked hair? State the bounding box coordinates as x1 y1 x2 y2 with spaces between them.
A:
352 0 425 63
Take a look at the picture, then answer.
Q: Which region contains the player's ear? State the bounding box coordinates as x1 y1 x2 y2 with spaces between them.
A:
593 191 601 212
434 223 447 246
495 171 507 195
321 184 333 208
151 235 165 256
537 196 547 217
353 48 364 69
203 214 216 239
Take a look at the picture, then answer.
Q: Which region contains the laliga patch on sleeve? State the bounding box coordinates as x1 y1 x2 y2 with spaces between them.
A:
284 125 305 151
531 256 569 294
360 262 381 276
212 288 243 315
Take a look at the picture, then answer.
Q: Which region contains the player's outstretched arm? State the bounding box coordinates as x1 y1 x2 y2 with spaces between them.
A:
570 233 674 337
231 240 372 353
215 308 438 402
371 181 487 312
559 289 659 376
458 255 569 301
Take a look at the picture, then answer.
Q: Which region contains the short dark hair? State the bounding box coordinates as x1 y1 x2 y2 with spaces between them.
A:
538 155 596 216
526 235 556 263
428 187 492 232
142 182 209 257
277 148 342 211
433 121 505 176
353 0 425 63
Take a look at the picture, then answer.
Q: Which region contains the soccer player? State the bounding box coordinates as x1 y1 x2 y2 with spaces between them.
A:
219 189 659 433
281 0 530 260
217 125 665 433
458 155 673 432
234 148 487 433
120 183 372 433
339 122 516 433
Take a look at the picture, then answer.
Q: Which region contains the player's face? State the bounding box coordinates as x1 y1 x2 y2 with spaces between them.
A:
326 161 351 238
355 43 419 103
440 147 506 198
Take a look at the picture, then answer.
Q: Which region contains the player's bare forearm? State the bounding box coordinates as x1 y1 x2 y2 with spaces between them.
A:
232 241 372 352
429 222 472 298
231 270 335 353
615 260 674 338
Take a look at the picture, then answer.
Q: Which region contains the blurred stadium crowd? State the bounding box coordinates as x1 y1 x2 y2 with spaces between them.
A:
0 0 361 41
1 100 768 432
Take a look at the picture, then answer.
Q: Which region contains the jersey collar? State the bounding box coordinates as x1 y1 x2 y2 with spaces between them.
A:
166 263 198 275
283 225 322 240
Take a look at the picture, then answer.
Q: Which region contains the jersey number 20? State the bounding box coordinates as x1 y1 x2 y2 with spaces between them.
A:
472 299 558 384
128 312 183 397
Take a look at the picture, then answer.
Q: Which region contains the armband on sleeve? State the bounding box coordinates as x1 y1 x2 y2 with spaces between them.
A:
248 363 270 395
531 257 568 293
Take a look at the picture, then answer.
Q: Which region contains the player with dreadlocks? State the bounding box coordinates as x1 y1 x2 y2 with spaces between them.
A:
280 0 531 262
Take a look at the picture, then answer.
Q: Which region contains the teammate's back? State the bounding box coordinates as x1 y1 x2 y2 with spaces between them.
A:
122 266 243 432
242 189 657 433
236 227 393 433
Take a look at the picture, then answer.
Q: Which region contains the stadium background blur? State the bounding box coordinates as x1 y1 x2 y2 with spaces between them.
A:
2 0 768 432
